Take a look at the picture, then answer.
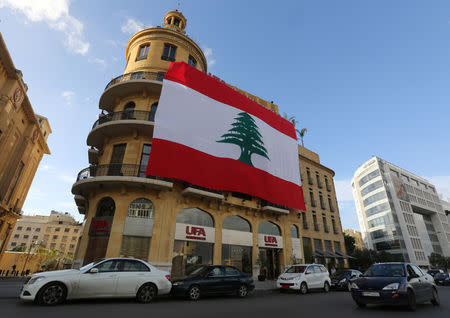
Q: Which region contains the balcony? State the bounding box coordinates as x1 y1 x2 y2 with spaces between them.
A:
317 181 323 189
182 183 224 200
326 183 332 192
308 177 314 185
261 200 290 214
87 110 155 148
100 72 164 111
74 195 87 215
72 164 173 196
310 199 317 208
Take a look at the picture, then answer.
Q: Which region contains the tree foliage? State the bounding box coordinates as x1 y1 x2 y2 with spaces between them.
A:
429 252 450 271
344 233 356 255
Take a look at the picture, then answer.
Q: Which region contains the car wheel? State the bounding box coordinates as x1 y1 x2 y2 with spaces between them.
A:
407 289 416 311
188 285 201 301
136 283 157 303
300 282 308 295
355 301 366 308
431 288 440 306
36 282 67 306
237 284 248 298
347 282 352 292
323 281 330 293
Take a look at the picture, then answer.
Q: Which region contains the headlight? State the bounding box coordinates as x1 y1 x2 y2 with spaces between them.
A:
339 278 346 283
172 281 184 286
351 282 359 289
382 283 399 290
28 276 45 285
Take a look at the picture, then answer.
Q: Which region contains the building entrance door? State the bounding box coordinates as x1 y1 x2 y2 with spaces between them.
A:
260 248 281 280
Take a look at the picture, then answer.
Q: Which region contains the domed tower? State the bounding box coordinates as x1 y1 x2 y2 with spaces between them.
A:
71 11 207 267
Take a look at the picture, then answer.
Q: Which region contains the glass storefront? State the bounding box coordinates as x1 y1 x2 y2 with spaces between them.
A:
222 244 252 274
171 240 213 278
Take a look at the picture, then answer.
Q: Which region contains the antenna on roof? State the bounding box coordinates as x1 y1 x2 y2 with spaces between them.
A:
177 0 181 11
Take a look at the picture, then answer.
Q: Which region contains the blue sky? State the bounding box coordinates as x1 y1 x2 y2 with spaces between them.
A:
1 0 450 230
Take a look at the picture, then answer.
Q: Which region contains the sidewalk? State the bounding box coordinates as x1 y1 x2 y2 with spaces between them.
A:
253 279 278 296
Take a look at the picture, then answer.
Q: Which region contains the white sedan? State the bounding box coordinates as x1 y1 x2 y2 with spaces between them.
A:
20 258 172 305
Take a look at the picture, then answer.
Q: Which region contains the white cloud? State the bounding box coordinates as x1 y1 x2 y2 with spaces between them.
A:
59 174 76 183
58 201 76 208
425 176 450 201
121 18 148 35
202 46 216 67
89 57 107 68
107 39 122 47
0 0 90 55
334 178 354 202
61 91 75 105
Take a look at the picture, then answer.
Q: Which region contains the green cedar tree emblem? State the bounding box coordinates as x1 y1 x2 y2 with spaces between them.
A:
217 112 269 167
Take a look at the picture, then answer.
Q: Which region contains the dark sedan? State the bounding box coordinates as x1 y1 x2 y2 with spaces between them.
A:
330 269 362 291
351 263 440 311
434 273 450 286
171 265 255 300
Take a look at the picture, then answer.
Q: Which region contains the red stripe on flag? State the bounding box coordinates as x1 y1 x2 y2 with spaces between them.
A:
164 62 297 140
146 138 306 210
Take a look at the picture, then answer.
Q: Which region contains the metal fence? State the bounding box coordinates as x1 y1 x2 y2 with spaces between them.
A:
76 164 170 182
92 110 155 129
105 71 164 90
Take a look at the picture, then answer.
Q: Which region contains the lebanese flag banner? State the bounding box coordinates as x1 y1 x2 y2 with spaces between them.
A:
146 62 305 210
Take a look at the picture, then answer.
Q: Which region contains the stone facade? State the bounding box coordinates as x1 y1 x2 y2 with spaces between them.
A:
0 33 51 263
344 228 365 251
72 11 348 278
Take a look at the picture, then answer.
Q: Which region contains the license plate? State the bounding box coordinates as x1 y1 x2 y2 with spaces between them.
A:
363 292 380 297
282 285 290 288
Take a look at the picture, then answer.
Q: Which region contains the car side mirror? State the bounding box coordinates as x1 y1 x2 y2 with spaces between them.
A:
305 271 311 275
89 268 99 274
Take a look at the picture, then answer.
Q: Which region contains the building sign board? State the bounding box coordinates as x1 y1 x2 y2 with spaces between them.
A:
89 217 113 236
258 234 283 249
222 229 253 246
175 223 215 243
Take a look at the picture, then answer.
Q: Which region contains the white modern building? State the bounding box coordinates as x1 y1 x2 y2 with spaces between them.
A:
352 157 450 268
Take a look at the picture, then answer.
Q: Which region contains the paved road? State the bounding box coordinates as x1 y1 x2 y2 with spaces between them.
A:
0 283 449 318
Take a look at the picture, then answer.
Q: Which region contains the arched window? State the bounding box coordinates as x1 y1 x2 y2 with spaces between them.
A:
290 225 299 238
95 197 115 217
223 215 251 232
176 208 213 227
258 221 281 236
149 102 158 121
127 198 154 219
122 101 135 119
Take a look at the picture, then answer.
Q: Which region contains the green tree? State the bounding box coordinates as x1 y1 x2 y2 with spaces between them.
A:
344 233 356 255
217 112 269 166
11 245 26 252
429 252 443 268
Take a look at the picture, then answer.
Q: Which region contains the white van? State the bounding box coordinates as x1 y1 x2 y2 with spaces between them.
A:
276 264 331 294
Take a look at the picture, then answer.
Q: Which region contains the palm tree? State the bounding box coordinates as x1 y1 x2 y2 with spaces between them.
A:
296 128 307 147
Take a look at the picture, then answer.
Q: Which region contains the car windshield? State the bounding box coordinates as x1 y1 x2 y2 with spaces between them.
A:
364 264 405 277
79 260 103 271
436 273 449 279
187 266 210 277
285 265 307 274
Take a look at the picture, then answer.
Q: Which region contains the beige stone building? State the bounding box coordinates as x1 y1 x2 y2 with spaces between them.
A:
71 10 348 279
0 32 51 263
344 228 365 251
6 211 82 256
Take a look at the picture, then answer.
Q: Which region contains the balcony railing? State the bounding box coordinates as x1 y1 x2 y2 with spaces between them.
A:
105 71 164 90
76 164 170 182
92 110 156 129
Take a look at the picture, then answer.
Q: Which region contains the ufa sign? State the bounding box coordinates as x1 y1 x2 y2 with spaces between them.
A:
258 234 283 248
175 223 215 243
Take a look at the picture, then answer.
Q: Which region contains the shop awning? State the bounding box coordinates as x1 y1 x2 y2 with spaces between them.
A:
312 250 325 257
324 250 341 258
335 251 355 259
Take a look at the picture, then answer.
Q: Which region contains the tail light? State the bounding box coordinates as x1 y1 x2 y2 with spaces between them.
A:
165 274 171 281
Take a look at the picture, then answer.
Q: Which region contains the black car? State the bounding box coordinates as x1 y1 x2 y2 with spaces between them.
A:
434 273 450 286
427 269 444 277
171 265 255 300
351 263 440 311
330 269 362 291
